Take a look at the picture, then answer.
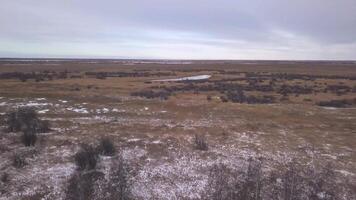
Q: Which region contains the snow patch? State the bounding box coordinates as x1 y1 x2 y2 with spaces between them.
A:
154 75 211 82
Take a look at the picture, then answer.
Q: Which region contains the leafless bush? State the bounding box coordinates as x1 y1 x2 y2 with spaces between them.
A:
12 154 26 168
65 171 104 200
66 154 132 200
104 156 132 200
75 144 98 171
4 107 50 133
21 130 37 146
194 134 208 151
97 137 116 156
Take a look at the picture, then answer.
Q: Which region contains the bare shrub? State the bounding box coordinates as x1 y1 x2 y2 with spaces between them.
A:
12 154 26 168
21 130 37 146
97 137 116 156
194 134 208 151
105 156 132 200
75 144 98 171
65 171 104 200
4 107 50 133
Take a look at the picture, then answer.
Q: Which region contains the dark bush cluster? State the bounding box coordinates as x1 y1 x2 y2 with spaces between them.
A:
130 71 356 105
317 99 355 108
325 85 353 96
131 90 170 100
0 70 69 82
226 91 275 104
85 71 175 78
278 84 313 96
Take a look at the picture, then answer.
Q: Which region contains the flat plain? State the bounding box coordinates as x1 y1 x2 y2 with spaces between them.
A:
0 59 355 199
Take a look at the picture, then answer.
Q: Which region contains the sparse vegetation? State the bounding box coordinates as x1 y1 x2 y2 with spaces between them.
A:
194 134 208 151
204 159 348 200
0 60 355 199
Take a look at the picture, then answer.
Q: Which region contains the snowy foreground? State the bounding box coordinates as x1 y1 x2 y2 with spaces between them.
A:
0 97 355 200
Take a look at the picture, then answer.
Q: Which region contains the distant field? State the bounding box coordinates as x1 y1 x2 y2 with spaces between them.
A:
0 60 355 199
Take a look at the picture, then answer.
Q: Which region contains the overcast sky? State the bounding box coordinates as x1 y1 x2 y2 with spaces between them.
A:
1 0 356 60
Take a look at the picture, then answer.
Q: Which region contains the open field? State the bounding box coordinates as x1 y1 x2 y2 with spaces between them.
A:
0 59 356 199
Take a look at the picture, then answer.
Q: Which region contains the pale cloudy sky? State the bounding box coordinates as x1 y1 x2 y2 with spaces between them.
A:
1 0 356 59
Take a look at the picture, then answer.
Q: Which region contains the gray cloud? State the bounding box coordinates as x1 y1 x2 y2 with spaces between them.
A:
0 0 355 59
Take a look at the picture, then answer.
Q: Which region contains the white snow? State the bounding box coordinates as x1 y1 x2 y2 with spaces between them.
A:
38 109 50 114
154 75 211 82
66 107 89 114
17 102 51 107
